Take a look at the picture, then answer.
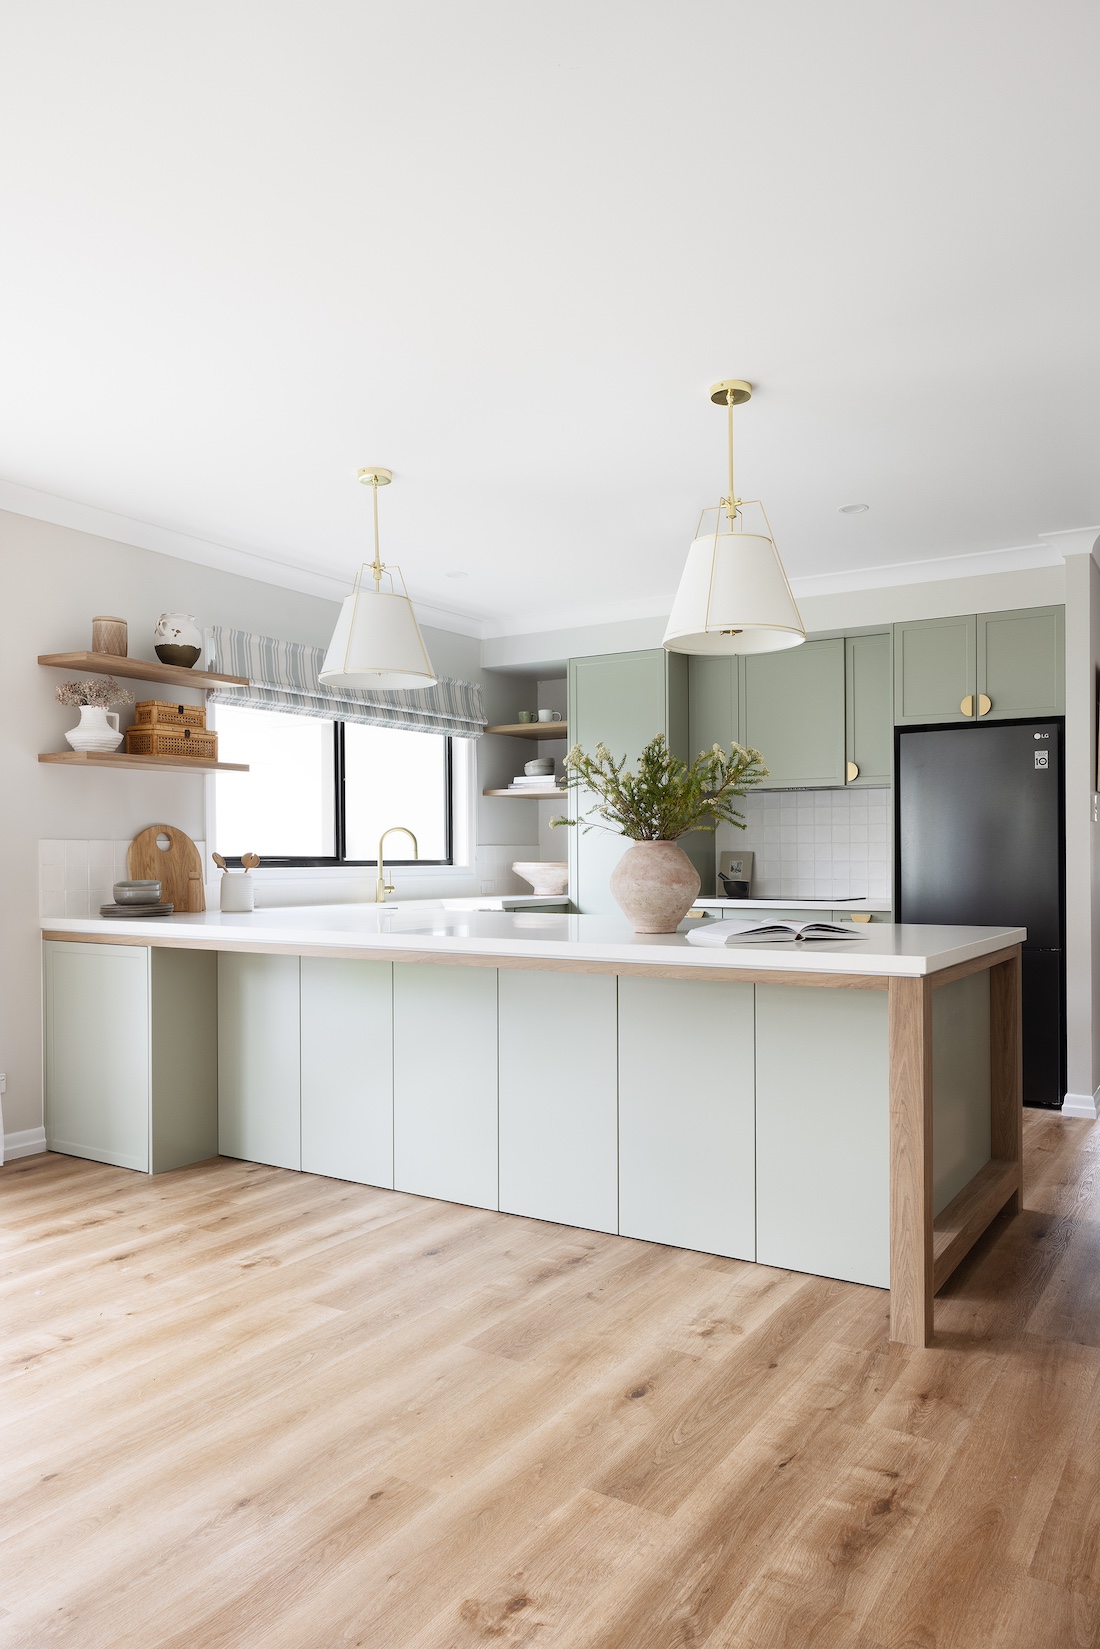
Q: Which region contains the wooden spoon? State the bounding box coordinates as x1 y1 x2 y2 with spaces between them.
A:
241 853 260 872
212 852 227 871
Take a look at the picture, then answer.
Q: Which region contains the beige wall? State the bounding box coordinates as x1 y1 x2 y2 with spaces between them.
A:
0 508 531 1142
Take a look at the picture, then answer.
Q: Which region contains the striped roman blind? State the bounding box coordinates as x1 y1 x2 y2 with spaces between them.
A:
205 627 486 738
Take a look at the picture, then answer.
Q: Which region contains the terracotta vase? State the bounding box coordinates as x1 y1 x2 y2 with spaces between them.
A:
609 839 701 933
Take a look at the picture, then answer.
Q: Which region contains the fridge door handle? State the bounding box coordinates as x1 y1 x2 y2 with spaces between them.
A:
978 694 992 716
960 694 975 717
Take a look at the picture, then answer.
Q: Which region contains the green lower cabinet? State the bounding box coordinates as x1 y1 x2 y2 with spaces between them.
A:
740 638 846 787
894 615 977 724
218 954 301 1171
617 976 757 1259
300 959 394 1188
498 971 618 1233
755 984 891 1288
392 963 498 1210
44 941 218 1175
845 632 891 784
977 606 1064 718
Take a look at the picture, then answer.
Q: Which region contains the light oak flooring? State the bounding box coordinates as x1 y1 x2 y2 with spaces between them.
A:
3 1113 1100 1648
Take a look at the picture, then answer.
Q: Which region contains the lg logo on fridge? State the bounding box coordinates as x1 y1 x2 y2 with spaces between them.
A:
1033 732 1049 770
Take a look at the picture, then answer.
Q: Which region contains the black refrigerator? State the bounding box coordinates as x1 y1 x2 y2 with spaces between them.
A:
896 718 1066 1108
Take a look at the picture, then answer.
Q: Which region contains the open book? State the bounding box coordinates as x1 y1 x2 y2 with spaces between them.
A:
686 919 869 947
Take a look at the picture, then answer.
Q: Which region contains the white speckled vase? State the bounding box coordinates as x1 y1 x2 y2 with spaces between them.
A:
65 705 123 752
609 840 701 933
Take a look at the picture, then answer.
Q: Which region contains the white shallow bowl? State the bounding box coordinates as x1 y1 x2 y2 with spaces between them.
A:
512 861 569 896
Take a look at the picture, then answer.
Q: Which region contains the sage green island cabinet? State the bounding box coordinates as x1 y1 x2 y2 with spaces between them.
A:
44 940 217 1173
218 953 301 1171
498 971 618 1233
618 976 757 1259
568 648 701 910
741 637 846 787
895 606 1063 724
844 631 892 785
392 962 498 1210
300 958 394 1189
977 607 1064 719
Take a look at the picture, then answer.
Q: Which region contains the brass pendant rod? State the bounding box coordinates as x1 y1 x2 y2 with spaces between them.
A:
725 389 737 526
370 477 384 589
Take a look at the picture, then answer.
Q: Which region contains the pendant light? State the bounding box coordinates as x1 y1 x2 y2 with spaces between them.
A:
319 468 437 690
663 381 805 655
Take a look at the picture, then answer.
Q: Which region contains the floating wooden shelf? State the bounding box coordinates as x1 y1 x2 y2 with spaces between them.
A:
39 751 249 774
482 787 565 799
39 652 248 692
484 722 569 740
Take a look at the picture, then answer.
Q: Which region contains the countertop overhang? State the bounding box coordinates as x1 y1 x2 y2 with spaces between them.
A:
41 906 1026 978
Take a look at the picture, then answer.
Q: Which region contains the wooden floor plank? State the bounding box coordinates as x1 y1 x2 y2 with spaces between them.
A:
3 1115 1100 1649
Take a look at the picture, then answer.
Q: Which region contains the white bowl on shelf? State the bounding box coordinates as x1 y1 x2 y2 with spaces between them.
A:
512 861 569 896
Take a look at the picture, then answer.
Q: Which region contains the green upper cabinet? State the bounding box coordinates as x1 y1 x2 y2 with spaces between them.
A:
687 655 738 757
740 638 846 788
844 632 892 786
568 649 693 912
894 615 977 724
895 606 1064 724
977 606 1064 719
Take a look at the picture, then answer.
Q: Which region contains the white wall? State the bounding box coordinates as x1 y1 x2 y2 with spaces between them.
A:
1061 544 1100 1113
0 508 534 1144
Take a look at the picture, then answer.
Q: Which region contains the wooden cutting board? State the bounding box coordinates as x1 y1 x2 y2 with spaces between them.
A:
128 824 206 913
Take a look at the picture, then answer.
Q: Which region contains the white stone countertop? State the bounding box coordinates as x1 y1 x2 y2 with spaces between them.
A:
692 897 894 912
42 904 1024 978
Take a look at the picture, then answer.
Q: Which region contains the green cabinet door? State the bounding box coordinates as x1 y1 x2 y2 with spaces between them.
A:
688 655 738 757
739 637 845 788
568 649 673 914
977 605 1064 719
893 616 977 724
845 632 892 785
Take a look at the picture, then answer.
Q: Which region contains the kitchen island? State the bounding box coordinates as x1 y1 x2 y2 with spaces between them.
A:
41 906 1024 1347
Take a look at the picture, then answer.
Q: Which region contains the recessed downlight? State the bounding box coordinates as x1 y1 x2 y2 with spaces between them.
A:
838 503 870 515
445 570 468 578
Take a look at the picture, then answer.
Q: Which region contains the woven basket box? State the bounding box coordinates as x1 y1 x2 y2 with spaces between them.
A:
125 725 218 761
134 699 207 730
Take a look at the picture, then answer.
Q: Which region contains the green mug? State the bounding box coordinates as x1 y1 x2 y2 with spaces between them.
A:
517 711 535 723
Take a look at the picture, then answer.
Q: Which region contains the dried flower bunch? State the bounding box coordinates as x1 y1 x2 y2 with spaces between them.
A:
552 734 768 842
55 677 135 708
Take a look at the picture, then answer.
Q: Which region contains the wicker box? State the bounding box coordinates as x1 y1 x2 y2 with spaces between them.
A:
134 699 207 730
125 725 218 761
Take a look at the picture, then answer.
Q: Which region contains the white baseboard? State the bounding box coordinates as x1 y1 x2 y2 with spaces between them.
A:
3 1126 48 1161
1062 1089 1100 1121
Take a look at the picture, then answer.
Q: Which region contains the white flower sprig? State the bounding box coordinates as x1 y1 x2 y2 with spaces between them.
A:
55 677 135 708
552 735 768 842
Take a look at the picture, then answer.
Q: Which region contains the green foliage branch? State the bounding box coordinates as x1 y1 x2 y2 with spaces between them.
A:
551 734 768 841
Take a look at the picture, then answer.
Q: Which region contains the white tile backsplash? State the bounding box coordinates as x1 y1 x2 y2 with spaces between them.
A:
715 787 892 902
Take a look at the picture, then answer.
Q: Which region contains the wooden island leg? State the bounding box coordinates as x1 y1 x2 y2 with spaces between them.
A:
889 974 934 1347
990 949 1024 1214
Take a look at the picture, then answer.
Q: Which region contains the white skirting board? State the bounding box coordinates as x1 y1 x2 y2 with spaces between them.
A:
4 1127 48 1161
1062 1089 1100 1120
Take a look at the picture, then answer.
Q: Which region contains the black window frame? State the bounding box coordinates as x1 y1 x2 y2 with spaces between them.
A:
219 718 454 869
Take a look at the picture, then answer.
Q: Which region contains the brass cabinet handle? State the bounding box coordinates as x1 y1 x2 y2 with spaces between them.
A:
978 694 992 716
850 911 873 924
960 694 975 717
846 761 859 782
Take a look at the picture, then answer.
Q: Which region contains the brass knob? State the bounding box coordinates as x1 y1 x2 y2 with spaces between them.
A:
846 761 859 783
960 694 975 717
978 694 992 716
850 912 873 924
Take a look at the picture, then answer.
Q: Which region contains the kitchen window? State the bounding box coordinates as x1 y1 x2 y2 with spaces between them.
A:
212 702 453 866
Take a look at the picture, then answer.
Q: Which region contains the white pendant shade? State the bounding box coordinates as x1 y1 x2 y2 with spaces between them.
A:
319 586 437 690
663 530 805 655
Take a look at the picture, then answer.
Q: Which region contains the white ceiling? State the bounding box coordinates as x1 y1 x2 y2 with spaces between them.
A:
2 2 1098 635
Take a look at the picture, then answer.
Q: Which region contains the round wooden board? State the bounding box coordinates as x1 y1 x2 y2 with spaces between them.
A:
127 824 206 913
